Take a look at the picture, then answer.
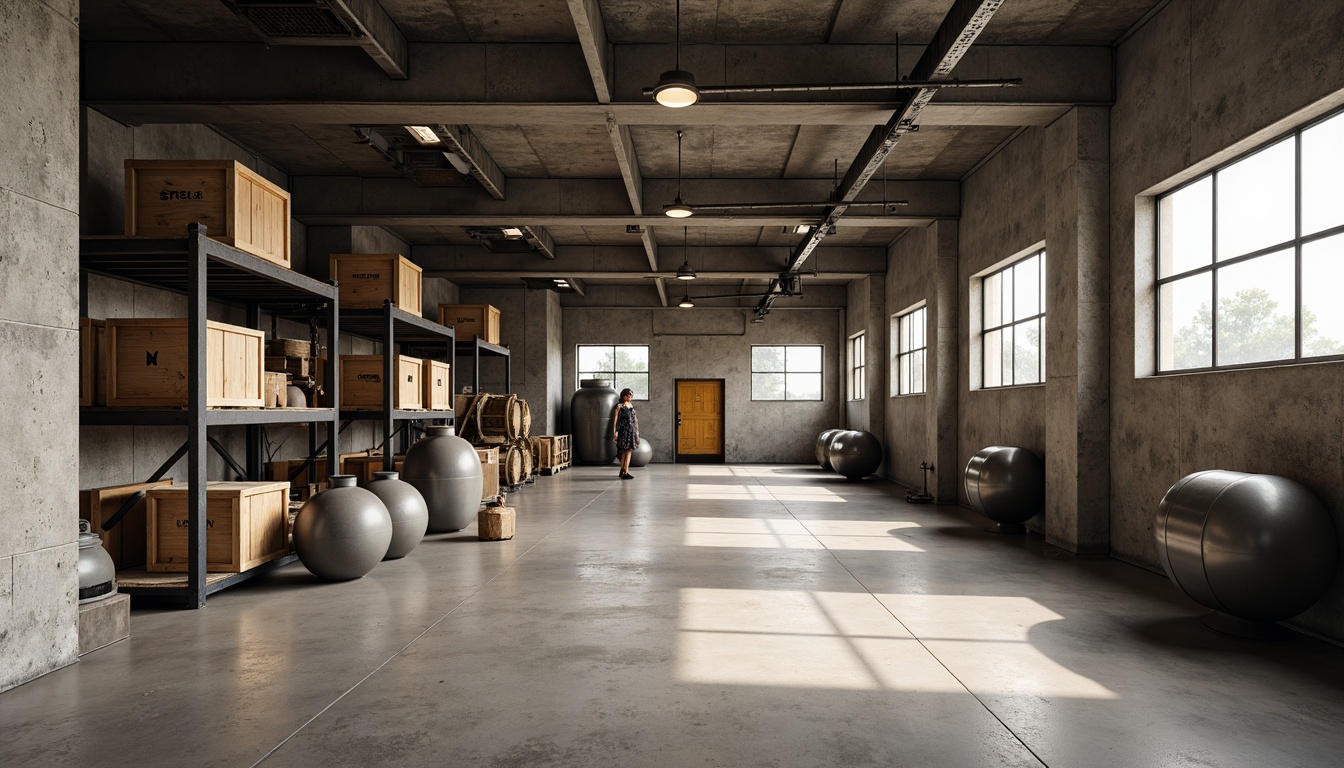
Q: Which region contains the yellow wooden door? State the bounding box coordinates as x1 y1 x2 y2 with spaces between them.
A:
676 380 723 456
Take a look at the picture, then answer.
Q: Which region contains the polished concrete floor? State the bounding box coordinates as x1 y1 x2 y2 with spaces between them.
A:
4 464 1344 767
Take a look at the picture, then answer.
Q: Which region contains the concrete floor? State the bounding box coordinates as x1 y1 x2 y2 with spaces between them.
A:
3 464 1344 767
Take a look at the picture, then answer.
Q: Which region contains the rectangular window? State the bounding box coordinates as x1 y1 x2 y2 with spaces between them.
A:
577 345 649 399
751 345 823 401
848 333 865 401
981 249 1046 388
894 305 927 395
1157 108 1344 372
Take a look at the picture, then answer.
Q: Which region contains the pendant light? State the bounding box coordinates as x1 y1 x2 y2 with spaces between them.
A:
665 129 693 218
678 292 695 308
675 225 696 280
652 0 699 108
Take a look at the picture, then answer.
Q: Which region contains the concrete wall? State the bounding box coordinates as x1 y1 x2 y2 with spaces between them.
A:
0 0 80 692
843 276 886 440
561 307 842 464
1110 0 1344 637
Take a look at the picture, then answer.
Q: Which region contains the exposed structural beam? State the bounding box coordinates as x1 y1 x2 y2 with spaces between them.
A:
224 0 409 80
654 277 669 307
785 0 1003 278
436 125 506 200
521 226 556 260
425 270 878 282
566 278 587 297
567 0 613 104
608 118 645 215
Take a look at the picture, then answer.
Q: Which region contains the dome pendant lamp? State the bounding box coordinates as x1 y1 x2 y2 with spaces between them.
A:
665 128 693 218
675 225 696 280
653 0 699 108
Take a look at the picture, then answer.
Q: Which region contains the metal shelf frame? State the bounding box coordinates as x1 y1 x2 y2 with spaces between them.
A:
455 337 512 396
80 224 341 608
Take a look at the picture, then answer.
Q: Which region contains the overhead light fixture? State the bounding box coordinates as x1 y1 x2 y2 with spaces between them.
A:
404 125 441 145
552 278 567 283
653 0 699 108
665 128 693 218
792 224 813 235
501 227 524 239
678 293 695 308
675 226 696 280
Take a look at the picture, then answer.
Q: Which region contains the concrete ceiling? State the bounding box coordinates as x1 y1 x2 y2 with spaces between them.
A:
80 0 1162 304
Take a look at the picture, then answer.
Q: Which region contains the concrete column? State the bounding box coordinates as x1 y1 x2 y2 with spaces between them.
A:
1044 108 1111 555
0 0 81 691
931 220 961 502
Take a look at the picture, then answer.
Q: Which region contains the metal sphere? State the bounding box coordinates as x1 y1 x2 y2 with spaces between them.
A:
963 446 1045 524
366 471 429 560
828 430 883 480
403 426 484 533
630 438 653 467
815 429 844 469
1156 470 1339 622
293 476 393 581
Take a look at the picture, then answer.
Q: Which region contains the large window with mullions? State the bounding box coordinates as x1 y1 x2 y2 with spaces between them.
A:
1157 108 1344 372
980 249 1046 388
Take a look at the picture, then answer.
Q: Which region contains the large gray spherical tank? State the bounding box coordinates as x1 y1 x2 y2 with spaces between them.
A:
366 471 429 559
402 425 484 533
630 438 653 467
828 430 883 480
293 475 393 581
964 446 1044 524
816 429 843 469
1155 470 1339 622
571 379 619 465
77 519 117 603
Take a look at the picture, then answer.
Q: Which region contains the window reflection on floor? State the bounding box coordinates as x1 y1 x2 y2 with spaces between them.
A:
683 517 924 552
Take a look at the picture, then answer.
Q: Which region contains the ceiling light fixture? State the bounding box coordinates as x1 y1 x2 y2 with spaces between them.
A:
652 0 699 108
678 292 695 308
792 224 813 235
501 227 524 238
404 125 441 145
665 129 693 218
675 225 696 280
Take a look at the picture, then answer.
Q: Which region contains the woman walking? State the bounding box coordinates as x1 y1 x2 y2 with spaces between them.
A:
611 388 640 479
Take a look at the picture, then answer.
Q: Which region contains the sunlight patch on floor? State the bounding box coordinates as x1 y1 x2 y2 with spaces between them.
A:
685 484 845 503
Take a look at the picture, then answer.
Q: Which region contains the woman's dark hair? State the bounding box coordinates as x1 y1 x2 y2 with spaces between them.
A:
619 388 634 400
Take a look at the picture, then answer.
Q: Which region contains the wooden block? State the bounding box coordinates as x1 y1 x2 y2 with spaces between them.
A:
146 481 290 573
475 447 499 500
329 254 423 315
423 359 452 410
105 318 265 408
80 480 174 570
339 354 424 410
79 318 107 407
438 304 501 344
267 338 311 358
124 159 291 268
478 506 515 541
263 372 288 408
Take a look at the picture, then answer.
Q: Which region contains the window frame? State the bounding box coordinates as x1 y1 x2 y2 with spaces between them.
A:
1154 106 1344 374
893 303 928 397
848 332 866 401
576 344 651 400
979 249 1046 389
750 344 824 401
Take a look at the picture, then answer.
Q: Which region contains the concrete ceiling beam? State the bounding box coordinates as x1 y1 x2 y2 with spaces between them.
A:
411 244 887 275
435 124 507 199
567 0 613 104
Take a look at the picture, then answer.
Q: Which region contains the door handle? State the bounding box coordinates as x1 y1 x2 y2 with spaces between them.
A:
677 411 682 427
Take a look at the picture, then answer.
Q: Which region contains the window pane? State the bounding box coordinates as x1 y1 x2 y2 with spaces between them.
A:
788 345 822 372
1014 318 1041 384
1039 253 1047 314
578 346 613 375
1000 266 1015 325
752 346 784 372
912 350 926 394
913 308 926 349
615 346 649 372
1301 234 1344 357
1217 139 1295 260
1001 325 1014 384
1160 273 1213 370
787 373 822 400
898 355 910 395
1159 177 1213 277
1302 113 1344 237
1215 249 1295 366
983 329 1002 388
617 373 650 400
1015 255 1040 320
753 372 785 400
984 273 1002 328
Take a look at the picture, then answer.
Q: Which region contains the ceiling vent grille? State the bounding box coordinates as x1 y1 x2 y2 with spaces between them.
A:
227 2 362 40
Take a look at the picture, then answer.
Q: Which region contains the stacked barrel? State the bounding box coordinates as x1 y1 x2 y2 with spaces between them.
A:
456 393 533 488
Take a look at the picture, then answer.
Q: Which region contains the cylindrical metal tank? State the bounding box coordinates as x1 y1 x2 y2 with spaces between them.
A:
816 429 843 469
77 519 117 604
1155 470 1339 623
963 446 1044 525
570 379 618 465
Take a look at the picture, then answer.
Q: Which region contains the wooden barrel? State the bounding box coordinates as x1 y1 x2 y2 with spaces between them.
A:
478 394 522 440
518 397 532 439
501 441 527 486
517 437 534 478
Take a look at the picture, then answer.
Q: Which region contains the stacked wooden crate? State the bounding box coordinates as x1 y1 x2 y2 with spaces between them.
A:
531 435 572 475
264 337 317 407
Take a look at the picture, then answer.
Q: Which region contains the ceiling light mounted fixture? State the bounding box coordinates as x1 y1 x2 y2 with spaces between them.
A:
501 226 524 239
665 129 693 218
678 292 695 308
652 0 699 108
675 225 696 280
404 125 441 145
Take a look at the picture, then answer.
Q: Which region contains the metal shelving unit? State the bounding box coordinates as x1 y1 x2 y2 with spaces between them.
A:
79 224 341 607
339 302 455 469
456 337 512 395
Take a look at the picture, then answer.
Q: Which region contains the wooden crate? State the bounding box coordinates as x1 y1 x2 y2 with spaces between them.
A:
438 304 500 344
423 359 452 410
267 338 311 358
79 318 107 407
146 481 290 573
329 254 423 315
268 454 360 497
264 372 288 408
265 355 311 379
124 160 291 269
476 447 499 500
80 480 174 571
105 319 265 408
478 506 515 541
342 454 406 485
532 435 572 470
340 354 424 410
